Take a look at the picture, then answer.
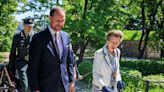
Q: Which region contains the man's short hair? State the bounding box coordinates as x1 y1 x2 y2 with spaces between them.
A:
50 6 65 16
106 29 124 42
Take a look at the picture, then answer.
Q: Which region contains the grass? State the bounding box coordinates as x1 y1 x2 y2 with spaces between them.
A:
149 87 164 92
123 30 142 40
122 30 154 40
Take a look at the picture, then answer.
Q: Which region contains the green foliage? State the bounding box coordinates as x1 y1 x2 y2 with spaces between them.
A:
120 59 164 75
143 74 164 89
78 60 164 91
0 0 26 51
78 60 93 84
17 0 54 31
78 61 145 91
84 49 94 57
149 29 164 50
63 0 134 51
121 67 144 92
122 30 155 40
123 30 141 40
121 67 142 77
140 0 164 57
149 88 164 92
0 55 3 62
16 0 164 59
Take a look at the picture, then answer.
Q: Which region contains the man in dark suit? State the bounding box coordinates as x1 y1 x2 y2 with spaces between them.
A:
9 17 35 92
28 6 75 92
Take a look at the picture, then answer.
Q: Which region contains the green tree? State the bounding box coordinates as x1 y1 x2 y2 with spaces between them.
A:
18 0 136 63
17 0 63 31
63 0 136 64
138 0 163 58
0 0 25 51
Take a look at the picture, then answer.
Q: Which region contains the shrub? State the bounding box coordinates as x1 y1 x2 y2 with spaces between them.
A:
78 60 164 91
143 74 164 89
78 61 144 89
78 61 93 84
120 59 164 75
121 67 144 92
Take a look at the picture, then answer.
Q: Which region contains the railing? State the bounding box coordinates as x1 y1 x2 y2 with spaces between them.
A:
81 57 164 92
0 62 16 92
121 71 164 92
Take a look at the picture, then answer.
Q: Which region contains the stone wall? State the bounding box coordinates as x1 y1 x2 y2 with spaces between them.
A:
120 40 160 58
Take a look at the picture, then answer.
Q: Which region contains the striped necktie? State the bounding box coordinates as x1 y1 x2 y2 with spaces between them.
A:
55 33 60 55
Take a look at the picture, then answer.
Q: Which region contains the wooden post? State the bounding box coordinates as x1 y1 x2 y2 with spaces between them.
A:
145 81 149 92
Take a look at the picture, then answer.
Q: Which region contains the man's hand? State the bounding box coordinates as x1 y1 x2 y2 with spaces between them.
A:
69 82 75 92
102 86 112 92
11 81 16 88
117 81 125 89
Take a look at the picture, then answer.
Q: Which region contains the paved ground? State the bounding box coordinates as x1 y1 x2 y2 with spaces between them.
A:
75 80 92 92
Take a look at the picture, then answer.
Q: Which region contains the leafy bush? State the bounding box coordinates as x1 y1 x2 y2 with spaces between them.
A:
78 61 93 84
78 61 143 86
78 60 164 92
121 67 144 92
120 59 164 75
149 88 164 92
143 74 164 89
84 49 94 57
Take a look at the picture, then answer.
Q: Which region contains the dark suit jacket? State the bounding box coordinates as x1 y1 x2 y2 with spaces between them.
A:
28 27 74 92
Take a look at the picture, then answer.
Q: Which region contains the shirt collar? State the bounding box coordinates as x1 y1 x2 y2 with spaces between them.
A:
104 44 117 57
22 30 33 37
48 25 60 38
48 25 60 36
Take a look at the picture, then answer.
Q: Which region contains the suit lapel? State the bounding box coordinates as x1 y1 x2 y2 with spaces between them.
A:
103 45 113 71
114 49 119 71
60 31 66 59
45 27 59 58
103 46 119 73
47 40 55 56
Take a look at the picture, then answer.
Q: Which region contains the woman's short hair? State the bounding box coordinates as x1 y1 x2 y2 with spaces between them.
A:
106 29 124 42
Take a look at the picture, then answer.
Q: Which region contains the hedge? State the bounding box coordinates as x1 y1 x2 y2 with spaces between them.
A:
78 60 164 92
120 59 164 75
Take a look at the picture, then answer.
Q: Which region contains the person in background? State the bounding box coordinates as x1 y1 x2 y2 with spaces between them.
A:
92 29 125 92
72 53 83 80
9 17 35 92
28 6 75 92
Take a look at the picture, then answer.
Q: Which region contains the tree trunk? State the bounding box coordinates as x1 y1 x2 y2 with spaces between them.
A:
138 0 145 59
161 30 164 58
138 0 161 59
77 43 85 65
77 39 90 65
83 0 88 19
72 44 79 55
161 50 164 58
160 6 164 58
57 0 59 4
